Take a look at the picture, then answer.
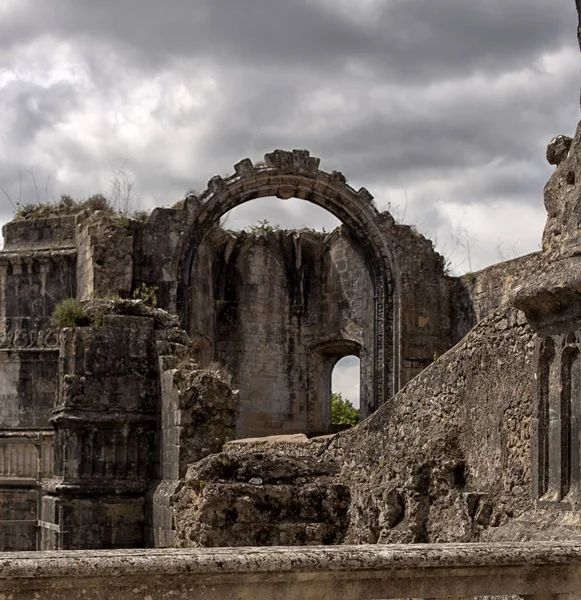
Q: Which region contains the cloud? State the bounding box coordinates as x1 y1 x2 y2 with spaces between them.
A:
0 0 578 275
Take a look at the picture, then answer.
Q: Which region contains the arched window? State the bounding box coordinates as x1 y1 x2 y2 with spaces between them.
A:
331 355 361 427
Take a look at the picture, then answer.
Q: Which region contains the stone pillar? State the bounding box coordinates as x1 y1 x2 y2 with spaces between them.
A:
40 312 158 549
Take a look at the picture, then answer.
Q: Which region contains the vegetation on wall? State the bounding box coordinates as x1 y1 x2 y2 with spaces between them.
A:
50 298 91 328
132 283 159 308
331 392 360 426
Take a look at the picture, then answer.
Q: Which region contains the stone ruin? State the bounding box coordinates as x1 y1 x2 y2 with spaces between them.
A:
0 2 581 552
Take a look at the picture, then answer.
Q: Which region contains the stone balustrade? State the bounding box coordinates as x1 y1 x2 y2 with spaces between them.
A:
0 542 581 599
0 429 53 480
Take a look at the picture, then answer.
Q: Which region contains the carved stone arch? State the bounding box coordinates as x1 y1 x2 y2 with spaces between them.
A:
177 149 401 407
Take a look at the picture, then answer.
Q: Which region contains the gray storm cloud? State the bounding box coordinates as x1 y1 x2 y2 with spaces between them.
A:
0 0 578 272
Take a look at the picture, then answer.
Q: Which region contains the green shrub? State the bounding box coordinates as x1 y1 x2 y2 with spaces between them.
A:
51 298 91 328
247 219 280 234
83 194 109 212
132 282 158 307
465 272 477 284
331 392 360 426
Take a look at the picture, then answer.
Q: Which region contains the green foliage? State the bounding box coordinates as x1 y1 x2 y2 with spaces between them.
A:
13 193 112 221
83 194 109 212
465 271 477 284
132 283 158 307
247 219 280 235
117 215 131 228
132 210 149 222
50 298 91 328
331 392 360 426
433 351 440 362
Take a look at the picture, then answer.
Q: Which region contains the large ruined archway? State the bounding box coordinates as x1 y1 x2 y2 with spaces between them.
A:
177 149 402 419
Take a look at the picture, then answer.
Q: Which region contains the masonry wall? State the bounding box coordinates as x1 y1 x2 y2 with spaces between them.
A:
331 306 535 543
0 350 58 428
200 229 376 438
387 222 456 386
457 252 542 326
174 306 536 547
215 237 295 437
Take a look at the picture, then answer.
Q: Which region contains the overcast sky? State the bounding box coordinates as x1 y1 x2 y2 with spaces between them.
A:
1 0 579 404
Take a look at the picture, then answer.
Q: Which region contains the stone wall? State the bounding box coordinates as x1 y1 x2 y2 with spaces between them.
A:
2 215 77 251
173 305 536 546
173 448 350 547
204 228 377 437
0 350 58 428
0 430 53 551
0 149 551 551
455 252 542 329
386 223 456 384
330 306 535 544
76 213 134 300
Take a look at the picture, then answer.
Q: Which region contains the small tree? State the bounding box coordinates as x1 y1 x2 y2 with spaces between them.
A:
331 392 360 426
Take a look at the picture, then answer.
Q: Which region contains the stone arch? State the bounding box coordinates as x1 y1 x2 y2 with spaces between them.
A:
177 149 401 407
307 339 365 431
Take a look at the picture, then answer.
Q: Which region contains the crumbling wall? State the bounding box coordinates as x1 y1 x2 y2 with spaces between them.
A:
75 213 134 300
329 305 535 543
386 221 456 385
151 318 238 547
42 301 160 550
173 448 349 547
452 252 542 338
172 305 535 547
2 215 77 251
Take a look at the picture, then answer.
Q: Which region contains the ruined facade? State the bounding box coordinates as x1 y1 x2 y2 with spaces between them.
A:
2 1 581 552
0 147 517 550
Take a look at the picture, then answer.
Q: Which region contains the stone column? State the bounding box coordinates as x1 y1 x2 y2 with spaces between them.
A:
40 312 158 549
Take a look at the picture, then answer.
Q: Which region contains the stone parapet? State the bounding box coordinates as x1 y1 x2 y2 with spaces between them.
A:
0 542 581 599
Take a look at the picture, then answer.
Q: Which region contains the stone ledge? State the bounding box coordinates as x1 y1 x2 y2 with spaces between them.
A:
1 543 581 598
2 542 581 576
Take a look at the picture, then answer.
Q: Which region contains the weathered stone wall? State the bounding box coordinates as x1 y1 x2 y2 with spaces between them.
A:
0 430 53 551
173 449 350 547
205 228 376 437
0 149 551 551
75 213 134 300
173 306 536 546
0 251 76 343
386 223 456 385
455 252 542 332
0 350 58 428
1 543 581 600
133 203 195 312
328 305 535 544
2 215 77 251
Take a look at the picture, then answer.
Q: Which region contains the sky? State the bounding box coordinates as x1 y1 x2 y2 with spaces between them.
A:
0 0 579 406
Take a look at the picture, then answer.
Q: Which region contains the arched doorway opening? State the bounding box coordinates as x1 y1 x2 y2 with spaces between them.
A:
331 355 361 426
